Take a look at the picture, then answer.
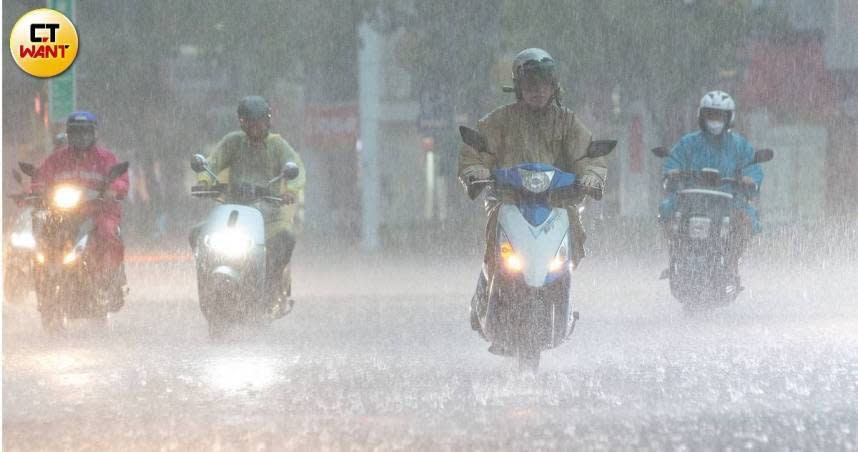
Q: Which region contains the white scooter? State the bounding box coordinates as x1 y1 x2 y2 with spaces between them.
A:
189 154 299 339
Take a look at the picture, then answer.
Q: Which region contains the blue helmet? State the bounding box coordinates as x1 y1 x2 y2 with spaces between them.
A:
67 111 97 129
66 111 97 150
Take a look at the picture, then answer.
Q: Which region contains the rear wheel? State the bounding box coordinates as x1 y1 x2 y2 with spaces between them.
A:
207 316 230 341
40 304 68 333
36 278 68 333
517 350 540 372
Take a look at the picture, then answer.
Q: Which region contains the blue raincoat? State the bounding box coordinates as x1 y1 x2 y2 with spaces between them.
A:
659 130 764 233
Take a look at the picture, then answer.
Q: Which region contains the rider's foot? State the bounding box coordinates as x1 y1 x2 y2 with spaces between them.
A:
106 285 127 312
270 296 295 319
659 268 670 280
487 343 515 357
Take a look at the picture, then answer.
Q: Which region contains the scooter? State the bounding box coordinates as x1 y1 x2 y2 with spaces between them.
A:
18 161 130 332
460 126 615 370
4 169 36 304
651 146 774 309
189 154 299 339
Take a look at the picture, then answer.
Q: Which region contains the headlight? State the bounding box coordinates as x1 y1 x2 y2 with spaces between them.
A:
499 237 522 272
10 231 36 249
548 232 570 272
36 252 46 264
63 250 79 265
52 185 83 210
205 230 253 258
520 169 554 193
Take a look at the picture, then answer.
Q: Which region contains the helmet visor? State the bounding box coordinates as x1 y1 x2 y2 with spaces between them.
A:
700 108 730 122
67 126 95 149
518 61 556 89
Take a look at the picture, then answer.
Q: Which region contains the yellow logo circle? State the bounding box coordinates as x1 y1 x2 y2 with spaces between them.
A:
9 8 79 78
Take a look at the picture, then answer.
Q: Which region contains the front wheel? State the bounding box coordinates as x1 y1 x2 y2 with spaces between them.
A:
40 304 68 333
517 350 540 372
207 316 230 341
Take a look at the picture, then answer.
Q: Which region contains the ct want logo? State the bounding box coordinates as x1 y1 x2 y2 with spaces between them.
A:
9 8 78 78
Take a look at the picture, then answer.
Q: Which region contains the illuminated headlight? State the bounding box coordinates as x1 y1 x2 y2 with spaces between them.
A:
688 216 711 240
52 185 83 210
205 230 253 258
63 250 79 265
548 232 570 272
500 239 522 272
10 231 36 249
520 169 554 193
36 252 46 264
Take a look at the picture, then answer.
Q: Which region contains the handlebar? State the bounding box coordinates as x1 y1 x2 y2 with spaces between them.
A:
465 178 603 201
190 183 293 205
664 172 758 195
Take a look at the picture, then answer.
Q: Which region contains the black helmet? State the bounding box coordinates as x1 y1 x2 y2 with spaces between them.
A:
237 96 271 121
512 48 559 104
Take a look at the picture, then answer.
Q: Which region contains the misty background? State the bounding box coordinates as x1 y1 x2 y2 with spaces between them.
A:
3 0 857 258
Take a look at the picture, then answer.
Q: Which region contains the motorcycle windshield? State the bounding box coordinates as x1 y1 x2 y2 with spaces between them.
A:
492 164 577 226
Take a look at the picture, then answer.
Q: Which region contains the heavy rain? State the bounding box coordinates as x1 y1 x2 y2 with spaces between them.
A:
3 0 858 450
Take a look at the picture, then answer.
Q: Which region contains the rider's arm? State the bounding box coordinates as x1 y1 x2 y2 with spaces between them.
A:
662 137 692 193
30 153 58 194
458 113 498 180
738 138 763 187
664 135 696 176
198 134 235 186
103 151 130 200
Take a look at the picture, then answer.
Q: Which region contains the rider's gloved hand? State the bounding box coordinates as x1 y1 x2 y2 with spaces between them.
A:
462 165 491 183
579 174 604 191
281 192 297 205
740 176 757 190
103 188 120 201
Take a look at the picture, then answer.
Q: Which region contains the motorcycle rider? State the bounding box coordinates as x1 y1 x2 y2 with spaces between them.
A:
658 90 763 288
31 111 130 310
458 48 607 339
192 95 306 316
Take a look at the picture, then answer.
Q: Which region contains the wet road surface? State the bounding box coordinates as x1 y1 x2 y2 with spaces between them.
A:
4 252 858 450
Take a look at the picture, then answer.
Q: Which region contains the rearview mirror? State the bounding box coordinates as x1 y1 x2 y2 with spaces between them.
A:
585 140 617 159
650 147 669 158
190 154 208 173
18 162 36 178
458 126 489 154
282 161 300 180
753 148 774 164
107 162 130 182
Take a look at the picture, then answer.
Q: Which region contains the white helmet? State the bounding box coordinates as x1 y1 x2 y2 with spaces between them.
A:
698 90 736 133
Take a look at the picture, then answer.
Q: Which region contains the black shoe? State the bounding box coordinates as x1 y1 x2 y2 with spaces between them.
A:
488 343 515 357
106 286 127 313
270 296 294 320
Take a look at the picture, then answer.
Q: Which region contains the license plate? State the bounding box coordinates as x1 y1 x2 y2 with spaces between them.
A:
688 216 711 239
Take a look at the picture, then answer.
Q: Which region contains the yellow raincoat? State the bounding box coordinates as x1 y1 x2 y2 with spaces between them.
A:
199 131 306 238
458 102 607 267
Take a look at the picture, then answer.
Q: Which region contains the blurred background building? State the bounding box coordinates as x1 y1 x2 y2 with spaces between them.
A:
4 0 856 254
